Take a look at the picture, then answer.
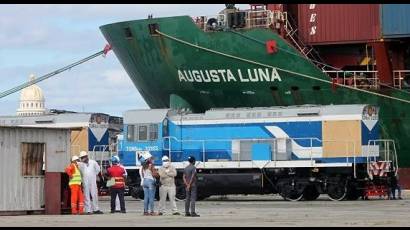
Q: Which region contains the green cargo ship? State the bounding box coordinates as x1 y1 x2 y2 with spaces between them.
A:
100 7 410 186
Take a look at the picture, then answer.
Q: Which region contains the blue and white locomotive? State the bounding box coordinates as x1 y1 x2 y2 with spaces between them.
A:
117 104 397 201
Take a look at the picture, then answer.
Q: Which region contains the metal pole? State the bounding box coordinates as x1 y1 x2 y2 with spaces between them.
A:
0 50 106 99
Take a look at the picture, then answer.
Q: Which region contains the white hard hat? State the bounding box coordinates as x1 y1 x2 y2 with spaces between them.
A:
71 155 79 162
162 155 169 161
79 151 88 158
137 151 152 164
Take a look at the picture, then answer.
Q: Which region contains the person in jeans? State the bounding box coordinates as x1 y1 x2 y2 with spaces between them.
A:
183 156 200 217
139 156 159 215
106 156 126 213
158 156 180 215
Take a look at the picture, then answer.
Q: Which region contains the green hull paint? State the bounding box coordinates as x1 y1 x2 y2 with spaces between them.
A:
100 16 410 167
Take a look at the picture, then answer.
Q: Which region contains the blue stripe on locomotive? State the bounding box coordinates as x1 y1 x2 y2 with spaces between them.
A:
118 119 379 166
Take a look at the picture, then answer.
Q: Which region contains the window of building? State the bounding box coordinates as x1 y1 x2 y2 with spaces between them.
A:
149 124 158 140
127 125 135 141
138 125 148 141
21 143 45 176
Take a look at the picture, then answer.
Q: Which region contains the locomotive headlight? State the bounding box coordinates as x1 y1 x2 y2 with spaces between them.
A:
309 177 316 182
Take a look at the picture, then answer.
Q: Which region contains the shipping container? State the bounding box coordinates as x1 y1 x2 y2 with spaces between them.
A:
0 126 70 213
381 4 410 38
297 4 380 45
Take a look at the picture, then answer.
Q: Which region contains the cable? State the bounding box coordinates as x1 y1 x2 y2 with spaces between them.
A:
155 29 410 104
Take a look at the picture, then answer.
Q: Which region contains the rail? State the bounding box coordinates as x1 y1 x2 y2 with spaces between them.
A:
366 139 398 178
245 10 274 29
393 70 410 89
323 70 379 90
193 9 276 32
91 143 118 171
162 136 362 175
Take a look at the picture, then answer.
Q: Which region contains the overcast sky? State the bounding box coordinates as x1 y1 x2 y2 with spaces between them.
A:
0 4 249 117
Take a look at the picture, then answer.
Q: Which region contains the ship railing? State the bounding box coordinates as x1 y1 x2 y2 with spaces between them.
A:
162 136 362 174
192 9 278 31
245 9 274 29
366 139 398 179
393 70 410 89
323 70 379 90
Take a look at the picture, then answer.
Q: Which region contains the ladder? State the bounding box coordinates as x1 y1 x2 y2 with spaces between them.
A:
282 12 336 72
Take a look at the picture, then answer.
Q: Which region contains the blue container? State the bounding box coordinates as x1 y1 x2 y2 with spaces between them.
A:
381 4 410 38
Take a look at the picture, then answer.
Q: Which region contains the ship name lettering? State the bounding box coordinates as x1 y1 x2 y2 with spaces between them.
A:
178 68 281 83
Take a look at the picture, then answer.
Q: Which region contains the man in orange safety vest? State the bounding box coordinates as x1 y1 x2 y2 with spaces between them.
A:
65 155 84 215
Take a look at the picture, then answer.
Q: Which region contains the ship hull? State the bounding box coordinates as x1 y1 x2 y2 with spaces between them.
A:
100 16 410 187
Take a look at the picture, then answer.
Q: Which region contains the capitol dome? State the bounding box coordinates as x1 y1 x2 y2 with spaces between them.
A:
16 74 46 116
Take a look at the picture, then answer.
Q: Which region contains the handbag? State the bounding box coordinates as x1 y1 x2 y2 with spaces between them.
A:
106 177 116 187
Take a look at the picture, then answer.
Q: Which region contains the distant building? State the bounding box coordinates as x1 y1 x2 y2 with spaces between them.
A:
16 74 46 116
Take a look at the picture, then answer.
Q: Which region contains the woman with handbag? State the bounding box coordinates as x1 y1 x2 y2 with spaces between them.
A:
139 156 160 216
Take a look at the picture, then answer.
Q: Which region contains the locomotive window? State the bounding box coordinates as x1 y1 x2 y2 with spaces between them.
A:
149 124 158 140
127 125 135 141
138 125 148 141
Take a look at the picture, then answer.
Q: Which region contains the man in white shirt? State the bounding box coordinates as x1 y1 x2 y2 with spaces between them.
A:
158 156 180 215
78 151 104 214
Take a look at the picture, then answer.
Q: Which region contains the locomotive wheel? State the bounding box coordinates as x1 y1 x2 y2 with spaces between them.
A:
327 180 347 201
278 179 305 201
303 185 320 201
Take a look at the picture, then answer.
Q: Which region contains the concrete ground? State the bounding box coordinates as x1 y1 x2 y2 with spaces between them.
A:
0 191 409 227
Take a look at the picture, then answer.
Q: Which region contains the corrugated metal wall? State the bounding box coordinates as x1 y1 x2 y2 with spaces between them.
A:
381 4 410 38
0 127 70 212
298 4 380 45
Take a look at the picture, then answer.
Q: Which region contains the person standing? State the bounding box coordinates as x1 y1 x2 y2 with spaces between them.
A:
78 151 104 214
139 155 159 216
115 159 128 212
107 156 126 213
158 156 180 215
64 155 84 215
183 156 200 217
389 171 403 200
